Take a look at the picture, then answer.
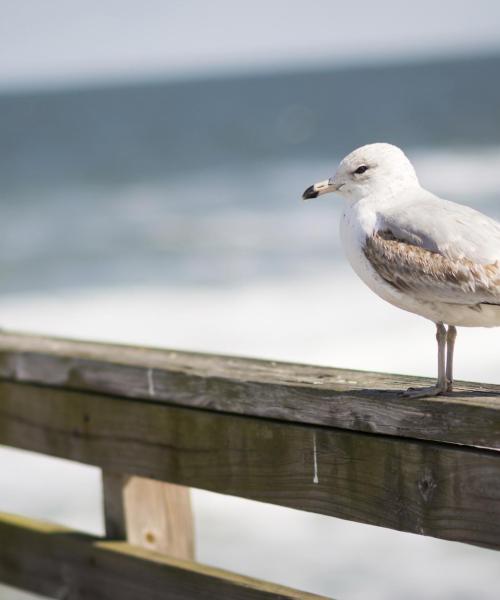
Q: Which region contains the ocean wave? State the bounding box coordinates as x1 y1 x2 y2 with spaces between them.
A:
1 147 500 295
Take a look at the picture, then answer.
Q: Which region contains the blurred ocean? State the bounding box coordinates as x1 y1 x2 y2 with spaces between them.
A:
1 54 500 599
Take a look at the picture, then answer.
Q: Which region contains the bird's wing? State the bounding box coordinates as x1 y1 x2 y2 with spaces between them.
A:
365 191 500 305
380 190 500 264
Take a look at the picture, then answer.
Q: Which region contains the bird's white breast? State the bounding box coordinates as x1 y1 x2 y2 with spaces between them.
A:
340 198 407 309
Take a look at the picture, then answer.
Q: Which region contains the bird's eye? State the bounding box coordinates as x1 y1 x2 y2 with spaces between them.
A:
354 165 368 175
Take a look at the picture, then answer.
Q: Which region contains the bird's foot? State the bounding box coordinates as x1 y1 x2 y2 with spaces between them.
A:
401 383 448 399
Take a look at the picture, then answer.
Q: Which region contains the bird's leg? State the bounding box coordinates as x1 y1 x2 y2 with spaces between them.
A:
403 322 448 398
436 322 447 389
445 325 457 393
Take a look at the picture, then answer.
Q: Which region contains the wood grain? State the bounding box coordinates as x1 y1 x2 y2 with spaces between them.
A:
1 381 499 549
0 513 326 600
102 472 195 559
0 331 499 449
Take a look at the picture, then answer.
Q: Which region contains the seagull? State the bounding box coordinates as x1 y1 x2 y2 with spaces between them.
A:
302 143 500 398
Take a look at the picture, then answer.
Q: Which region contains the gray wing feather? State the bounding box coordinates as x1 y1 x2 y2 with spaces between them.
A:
366 190 500 305
380 189 500 264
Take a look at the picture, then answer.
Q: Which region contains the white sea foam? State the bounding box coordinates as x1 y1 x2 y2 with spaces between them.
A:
414 146 500 199
1 268 500 384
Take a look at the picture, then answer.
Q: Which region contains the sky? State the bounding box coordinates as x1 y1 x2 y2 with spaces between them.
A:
1 0 500 90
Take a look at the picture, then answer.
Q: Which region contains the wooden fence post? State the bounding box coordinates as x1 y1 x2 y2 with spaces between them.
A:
102 472 195 560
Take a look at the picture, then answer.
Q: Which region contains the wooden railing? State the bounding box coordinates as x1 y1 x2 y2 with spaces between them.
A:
0 331 499 598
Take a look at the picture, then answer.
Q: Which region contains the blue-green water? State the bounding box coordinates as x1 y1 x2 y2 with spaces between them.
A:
1 53 500 294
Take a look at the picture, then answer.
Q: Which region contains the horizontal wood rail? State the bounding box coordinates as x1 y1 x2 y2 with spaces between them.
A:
0 513 326 599
0 331 499 598
0 332 498 449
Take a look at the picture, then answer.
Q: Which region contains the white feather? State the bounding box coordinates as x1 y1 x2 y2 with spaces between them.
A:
333 143 500 327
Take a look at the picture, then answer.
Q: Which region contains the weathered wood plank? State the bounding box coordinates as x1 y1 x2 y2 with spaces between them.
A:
0 513 326 599
102 472 195 559
102 471 128 539
0 331 499 449
1 381 499 549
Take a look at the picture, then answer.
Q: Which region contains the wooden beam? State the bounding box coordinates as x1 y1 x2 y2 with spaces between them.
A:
0 513 326 600
1 381 499 549
102 472 195 560
0 331 499 449
102 471 128 539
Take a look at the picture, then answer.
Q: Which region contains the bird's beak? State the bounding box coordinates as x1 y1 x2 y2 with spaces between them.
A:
302 178 339 200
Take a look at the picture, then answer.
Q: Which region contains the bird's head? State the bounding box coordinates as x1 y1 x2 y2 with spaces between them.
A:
302 143 419 202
